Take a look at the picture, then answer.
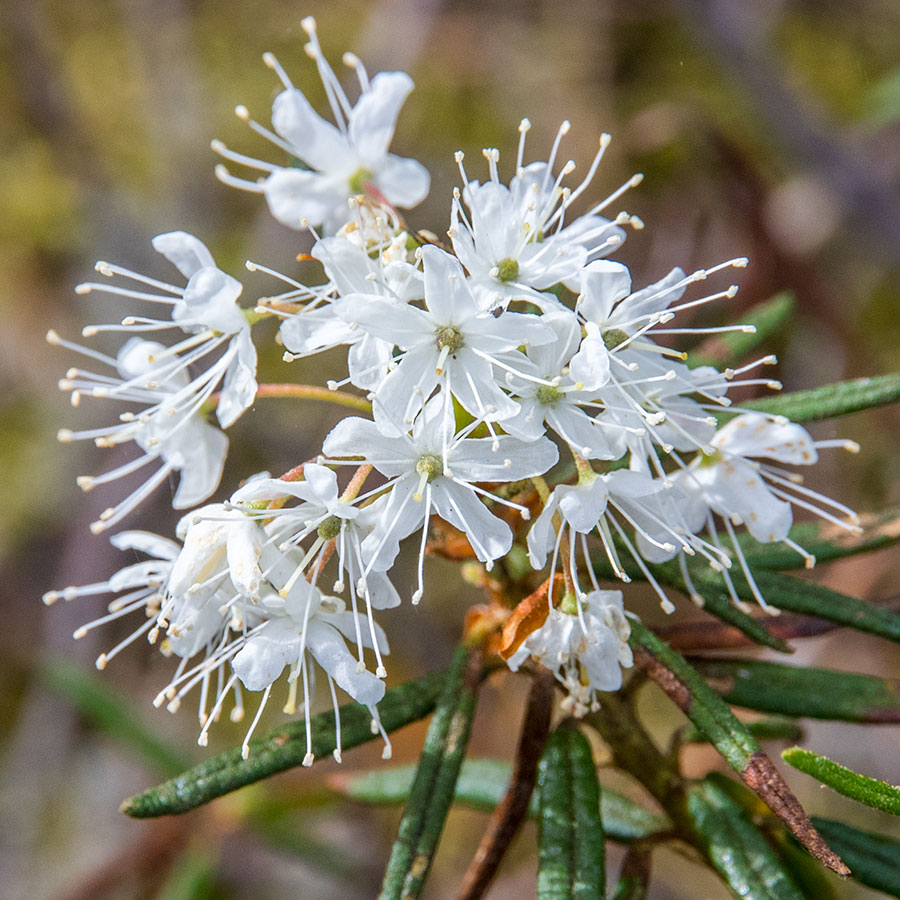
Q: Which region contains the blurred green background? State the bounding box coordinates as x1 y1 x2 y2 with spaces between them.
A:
2 0 900 897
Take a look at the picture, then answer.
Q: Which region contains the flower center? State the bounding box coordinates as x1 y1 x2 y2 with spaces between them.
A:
415 453 443 482
413 452 443 502
698 449 723 468
536 384 564 406
602 328 629 351
348 167 374 194
495 257 520 283
434 325 465 353
317 515 343 541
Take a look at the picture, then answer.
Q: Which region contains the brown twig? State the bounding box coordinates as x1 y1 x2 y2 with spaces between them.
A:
456 670 556 900
654 612 839 652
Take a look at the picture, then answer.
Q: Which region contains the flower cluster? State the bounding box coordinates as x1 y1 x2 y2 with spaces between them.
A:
45 19 861 760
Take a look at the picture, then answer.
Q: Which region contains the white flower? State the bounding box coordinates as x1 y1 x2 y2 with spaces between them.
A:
499 310 617 459
213 17 429 233
42 531 180 670
230 463 399 677
279 232 422 391
527 470 725 614
507 589 633 716
51 232 258 529
323 403 559 600
334 245 553 429
229 585 389 762
671 412 861 612
449 120 634 313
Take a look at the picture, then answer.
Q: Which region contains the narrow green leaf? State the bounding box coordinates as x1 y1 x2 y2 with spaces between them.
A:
683 717 803 744
656 563 793 652
537 723 606 899
629 620 759 773
747 569 900 645
686 778 805 900
122 666 450 818
742 371 900 423
783 747 900 815
156 850 218 900
729 505 900 571
692 657 900 723
610 846 651 900
611 875 647 900
331 757 669 842
40 657 190 776
811 817 900 898
591 553 792 652
688 293 794 370
676 561 900 646
701 773 841 900
629 621 848 874
378 646 481 900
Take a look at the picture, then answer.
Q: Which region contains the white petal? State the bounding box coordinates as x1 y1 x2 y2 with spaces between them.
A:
557 480 609 533
349 71 414 163
421 245 479 323
715 413 818 466
272 88 354 173
306 620 386 706
151 231 216 279
170 423 229 509
334 294 432 347
216 330 258 428
263 168 346 230
431 482 512 563
175 268 245 334
110 530 181 560
374 155 430 208
567 324 611 392
232 619 301 691
527 498 559 569
577 260 632 325
451 434 558 482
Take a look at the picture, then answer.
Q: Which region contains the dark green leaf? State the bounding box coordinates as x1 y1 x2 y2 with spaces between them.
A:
655 563 792 652
688 293 794 370
747 569 900 645
537 723 606 899
629 620 760 773
687 778 805 900
742 371 900 423
378 646 481 900
40 657 189 777
692 657 900 723
629 622 848 874
123 665 450 817
331 757 669 842
812 817 900 897
782 747 900 815
730 505 900 570
683 717 803 744
610 846 651 900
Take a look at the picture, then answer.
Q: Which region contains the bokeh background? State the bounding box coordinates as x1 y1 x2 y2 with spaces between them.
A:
2 0 900 897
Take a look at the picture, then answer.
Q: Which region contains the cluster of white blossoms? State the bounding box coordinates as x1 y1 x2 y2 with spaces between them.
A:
44 18 862 758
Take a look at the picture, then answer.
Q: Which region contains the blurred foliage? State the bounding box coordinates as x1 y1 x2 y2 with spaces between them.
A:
2 1 900 899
